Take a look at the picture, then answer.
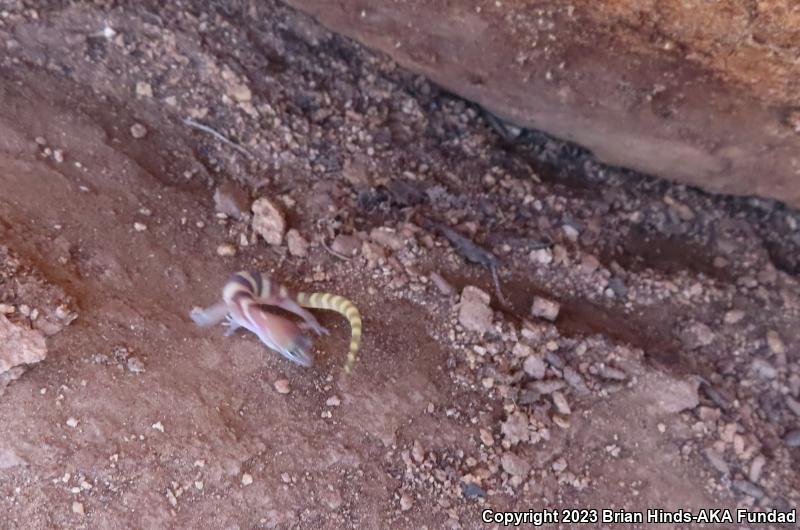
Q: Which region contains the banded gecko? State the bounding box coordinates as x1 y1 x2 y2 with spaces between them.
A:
190 271 362 373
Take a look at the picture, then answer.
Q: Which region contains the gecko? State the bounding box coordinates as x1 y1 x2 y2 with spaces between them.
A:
190 271 362 374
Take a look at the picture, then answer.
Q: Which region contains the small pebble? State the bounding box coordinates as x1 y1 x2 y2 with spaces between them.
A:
274 379 290 394
152 421 164 432
748 454 766 483
216 243 237 257
369 226 404 250
529 248 553 265
551 457 568 473
723 310 745 325
479 428 494 447
331 234 361 257
286 229 309 257
462 483 486 499
165 489 178 507
551 391 571 415
72 501 84 515
562 224 579 241
133 222 147 232
130 123 148 139
785 396 800 417
732 479 764 499
458 286 493 333
784 429 800 448
523 355 546 379
241 473 253 486
251 197 286 246
530 296 560 321
135 81 153 97
66 417 79 428
126 356 145 373
326 396 341 407
399 494 413 511
500 452 530 477
683 322 714 349
751 359 777 379
766 330 785 355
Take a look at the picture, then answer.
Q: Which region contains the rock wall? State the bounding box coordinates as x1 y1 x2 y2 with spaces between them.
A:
286 0 800 208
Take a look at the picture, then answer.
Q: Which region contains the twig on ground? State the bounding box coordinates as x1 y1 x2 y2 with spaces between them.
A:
183 117 253 159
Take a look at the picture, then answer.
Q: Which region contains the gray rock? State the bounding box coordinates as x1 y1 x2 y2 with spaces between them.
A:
528 379 566 395
562 366 590 395
331 234 361 257
500 452 531 477
682 322 715 350
501 412 530 445
647 374 699 414
596 364 627 381
530 296 560 321
251 197 286 246
461 482 486 499
551 391 571 415
751 358 777 380
748 454 766 483
0 314 47 374
369 227 404 251
286 229 309 257
733 479 764 499
458 286 493 333
785 396 800 418
523 355 546 380
784 429 800 448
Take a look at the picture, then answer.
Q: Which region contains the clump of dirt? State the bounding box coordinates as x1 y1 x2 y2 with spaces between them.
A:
0 1 797 528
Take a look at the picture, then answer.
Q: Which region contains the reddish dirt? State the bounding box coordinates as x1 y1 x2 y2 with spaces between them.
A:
0 1 798 529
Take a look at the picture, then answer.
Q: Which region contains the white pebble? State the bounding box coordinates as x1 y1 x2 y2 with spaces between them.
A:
216 243 237 257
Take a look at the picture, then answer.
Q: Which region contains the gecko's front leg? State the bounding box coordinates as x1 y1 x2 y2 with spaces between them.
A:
190 301 229 327
222 314 242 337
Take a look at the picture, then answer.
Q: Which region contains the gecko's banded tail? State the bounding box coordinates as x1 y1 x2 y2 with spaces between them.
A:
297 292 362 374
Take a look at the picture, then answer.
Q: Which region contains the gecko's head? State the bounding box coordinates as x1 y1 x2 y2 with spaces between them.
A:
248 307 314 368
277 333 314 368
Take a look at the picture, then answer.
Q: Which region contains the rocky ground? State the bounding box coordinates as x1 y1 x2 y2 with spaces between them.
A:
0 1 798 529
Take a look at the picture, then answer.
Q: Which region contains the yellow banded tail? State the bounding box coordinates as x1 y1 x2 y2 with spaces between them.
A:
297 292 362 374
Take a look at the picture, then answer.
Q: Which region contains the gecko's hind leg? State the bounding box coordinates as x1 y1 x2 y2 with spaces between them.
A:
298 321 329 336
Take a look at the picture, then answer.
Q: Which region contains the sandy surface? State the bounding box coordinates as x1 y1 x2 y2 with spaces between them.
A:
0 1 798 529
